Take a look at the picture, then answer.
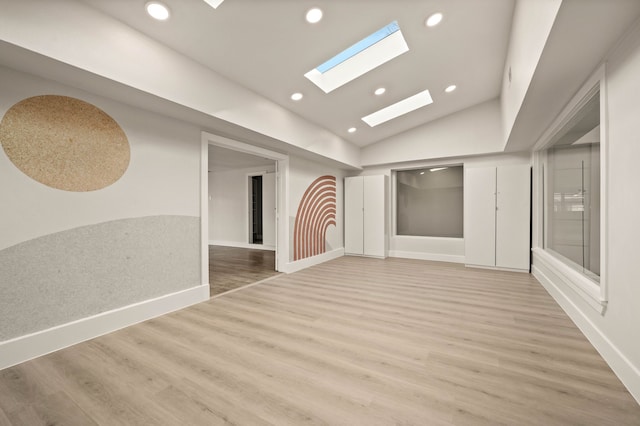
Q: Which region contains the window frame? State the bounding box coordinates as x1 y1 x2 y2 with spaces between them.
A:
532 64 608 312
392 164 464 239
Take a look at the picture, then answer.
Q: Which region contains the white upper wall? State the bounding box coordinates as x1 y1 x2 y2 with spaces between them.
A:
0 0 361 169
361 99 503 167
500 0 562 145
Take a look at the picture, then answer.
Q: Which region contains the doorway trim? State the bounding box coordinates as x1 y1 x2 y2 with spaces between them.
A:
201 132 289 285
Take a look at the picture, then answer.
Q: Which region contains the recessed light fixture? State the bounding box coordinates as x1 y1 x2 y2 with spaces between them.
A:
374 87 386 96
426 12 443 27
291 92 303 101
445 84 457 93
146 1 170 20
202 0 225 9
306 8 323 24
430 167 448 172
420 171 425 175
348 127 357 133
305 21 409 93
362 89 433 127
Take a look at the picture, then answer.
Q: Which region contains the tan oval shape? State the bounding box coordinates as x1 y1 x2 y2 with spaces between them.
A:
0 95 130 191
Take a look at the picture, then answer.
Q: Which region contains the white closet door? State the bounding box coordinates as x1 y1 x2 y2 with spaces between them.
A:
464 167 496 267
363 175 386 257
496 165 530 270
344 176 364 255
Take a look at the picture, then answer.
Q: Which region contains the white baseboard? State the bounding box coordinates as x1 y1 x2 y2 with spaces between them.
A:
210 240 276 251
533 264 640 405
0 284 209 371
389 250 465 264
465 264 529 273
281 248 344 274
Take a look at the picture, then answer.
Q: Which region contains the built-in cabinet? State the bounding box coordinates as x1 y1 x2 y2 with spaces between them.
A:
344 175 388 258
464 165 531 271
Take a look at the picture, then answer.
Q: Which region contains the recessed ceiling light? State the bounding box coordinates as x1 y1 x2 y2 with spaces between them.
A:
305 21 409 93
426 12 443 27
420 171 425 175
430 167 448 172
374 87 386 96
348 127 357 133
291 92 303 101
362 89 433 127
306 8 323 24
146 2 170 20
445 84 457 93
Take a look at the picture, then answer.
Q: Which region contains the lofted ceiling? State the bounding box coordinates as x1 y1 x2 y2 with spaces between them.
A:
79 0 515 147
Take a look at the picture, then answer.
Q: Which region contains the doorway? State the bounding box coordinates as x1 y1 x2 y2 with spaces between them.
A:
201 132 289 296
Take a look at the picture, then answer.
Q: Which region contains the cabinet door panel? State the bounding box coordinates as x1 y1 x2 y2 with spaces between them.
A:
464 167 496 267
364 175 385 257
496 165 530 270
344 177 364 255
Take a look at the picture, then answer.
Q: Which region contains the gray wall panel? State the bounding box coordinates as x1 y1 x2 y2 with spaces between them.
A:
0 215 200 341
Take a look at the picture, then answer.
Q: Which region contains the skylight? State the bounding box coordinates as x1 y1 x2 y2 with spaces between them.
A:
362 89 433 127
304 21 409 93
202 0 225 9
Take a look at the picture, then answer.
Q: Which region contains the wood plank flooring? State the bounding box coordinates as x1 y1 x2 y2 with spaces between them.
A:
1 256 639 425
209 245 279 296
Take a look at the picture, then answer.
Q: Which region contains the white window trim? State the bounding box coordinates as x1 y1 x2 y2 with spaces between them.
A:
532 64 608 311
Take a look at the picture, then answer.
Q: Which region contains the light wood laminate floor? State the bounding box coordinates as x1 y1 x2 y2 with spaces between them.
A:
209 245 279 296
1 256 639 425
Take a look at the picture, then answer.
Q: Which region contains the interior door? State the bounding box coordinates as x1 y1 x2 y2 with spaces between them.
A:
344 176 364 255
496 165 531 270
363 175 385 257
464 167 497 267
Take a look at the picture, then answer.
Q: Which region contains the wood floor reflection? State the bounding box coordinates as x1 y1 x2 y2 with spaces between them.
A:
209 245 279 296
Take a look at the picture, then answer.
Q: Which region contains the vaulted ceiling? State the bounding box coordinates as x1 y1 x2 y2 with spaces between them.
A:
80 0 515 147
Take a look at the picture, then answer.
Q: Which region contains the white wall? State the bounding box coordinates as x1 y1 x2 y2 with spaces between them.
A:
208 165 276 248
0 0 361 169
0 65 200 250
532 20 640 403
0 64 206 365
361 99 503 167
500 0 562 144
262 172 276 247
358 152 531 263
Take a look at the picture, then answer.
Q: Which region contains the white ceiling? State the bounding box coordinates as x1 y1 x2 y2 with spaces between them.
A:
79 0 515 147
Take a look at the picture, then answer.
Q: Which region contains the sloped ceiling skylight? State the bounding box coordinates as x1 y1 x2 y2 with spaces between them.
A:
305 21 409 93
362 89 433 127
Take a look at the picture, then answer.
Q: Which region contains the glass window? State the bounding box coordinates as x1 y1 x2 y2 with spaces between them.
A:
544 92 600 282
396 166 463 238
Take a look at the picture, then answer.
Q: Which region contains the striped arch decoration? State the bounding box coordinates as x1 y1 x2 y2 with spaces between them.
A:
293 175 337 261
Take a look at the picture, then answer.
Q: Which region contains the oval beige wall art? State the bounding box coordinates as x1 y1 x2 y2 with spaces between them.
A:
0 95 130 191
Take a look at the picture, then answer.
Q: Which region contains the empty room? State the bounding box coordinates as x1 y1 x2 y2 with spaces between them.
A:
1 0 640 424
